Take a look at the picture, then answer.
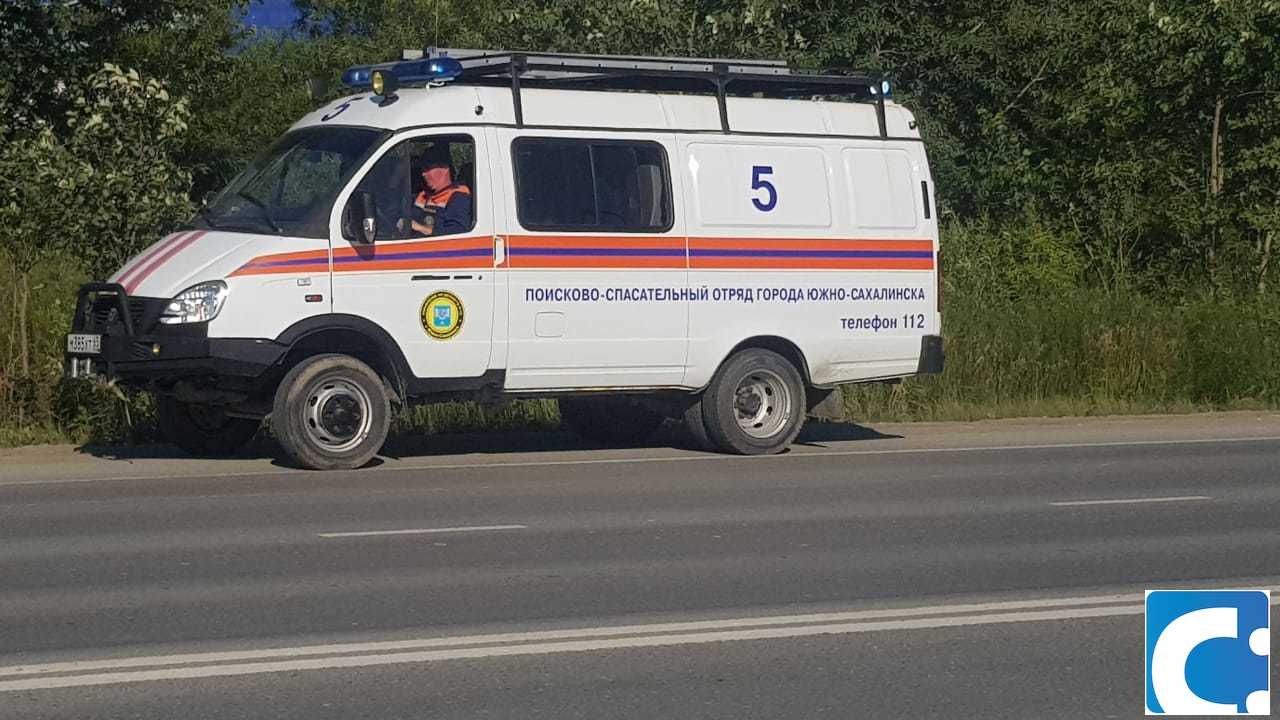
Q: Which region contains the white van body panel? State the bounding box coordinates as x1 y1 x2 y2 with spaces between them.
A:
107 230 333 342
677 135 936 390
102 82 938 395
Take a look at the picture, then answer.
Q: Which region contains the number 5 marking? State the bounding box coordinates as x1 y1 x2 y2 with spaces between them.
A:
751 165 777 212
321 97 363 122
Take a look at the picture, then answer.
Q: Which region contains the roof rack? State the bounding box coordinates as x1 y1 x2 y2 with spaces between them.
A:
351 49 891 138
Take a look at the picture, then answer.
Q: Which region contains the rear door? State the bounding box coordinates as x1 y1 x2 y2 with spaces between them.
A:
331 130 497 380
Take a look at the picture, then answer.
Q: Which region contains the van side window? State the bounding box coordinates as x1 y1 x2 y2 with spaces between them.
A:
843 148 918 229
513 138 672 233
347 135 476 241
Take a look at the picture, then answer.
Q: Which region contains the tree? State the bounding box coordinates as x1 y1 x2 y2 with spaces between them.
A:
1060 0 1280 290
0 65 192 372
0 1 241 137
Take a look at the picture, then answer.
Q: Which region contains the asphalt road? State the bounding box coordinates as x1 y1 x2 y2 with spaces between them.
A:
0 412 1277 719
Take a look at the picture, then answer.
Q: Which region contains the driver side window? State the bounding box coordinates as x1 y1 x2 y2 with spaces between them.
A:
347 135 476 241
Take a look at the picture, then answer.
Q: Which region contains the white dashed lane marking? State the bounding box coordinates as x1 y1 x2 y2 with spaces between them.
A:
317 524 528 538
1049 496 1212 507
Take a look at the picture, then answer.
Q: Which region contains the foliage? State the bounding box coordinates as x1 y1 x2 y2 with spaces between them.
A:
0 63 191 378
0 64 194 281
0 0 1277 446
0 1 243 138
181 36 368 198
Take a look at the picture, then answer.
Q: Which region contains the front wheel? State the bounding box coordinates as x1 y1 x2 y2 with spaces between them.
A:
699 348 806 455
157 397 260 457
272 354 390 470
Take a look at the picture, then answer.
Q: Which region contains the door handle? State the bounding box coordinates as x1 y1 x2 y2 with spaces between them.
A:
494 236 506 266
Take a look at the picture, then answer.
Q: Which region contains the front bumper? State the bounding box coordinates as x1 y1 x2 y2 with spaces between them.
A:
64 283 287 385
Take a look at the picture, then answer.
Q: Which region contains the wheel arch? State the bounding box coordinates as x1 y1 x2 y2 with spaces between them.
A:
706 336 835 411
720 335 813 387
274 314 412 402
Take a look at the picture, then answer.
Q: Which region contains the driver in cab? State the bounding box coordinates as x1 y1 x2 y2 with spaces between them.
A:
409 146 472 237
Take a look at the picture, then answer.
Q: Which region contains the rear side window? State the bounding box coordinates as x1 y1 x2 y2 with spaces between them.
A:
513 138 672 233
843 148 919 229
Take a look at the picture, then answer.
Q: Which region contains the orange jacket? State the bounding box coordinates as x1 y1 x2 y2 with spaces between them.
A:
416 184 471 209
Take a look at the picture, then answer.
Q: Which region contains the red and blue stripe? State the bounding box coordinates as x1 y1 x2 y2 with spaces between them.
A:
231 234 934 275
230 236 494 277
687 237 934 270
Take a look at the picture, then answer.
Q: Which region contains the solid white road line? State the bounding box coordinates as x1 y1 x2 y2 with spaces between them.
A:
1050 495 1213 507
3 434 1279 487
318 524 527 539
3 590 1274 692
0 592 1146 678
0 607 1148 692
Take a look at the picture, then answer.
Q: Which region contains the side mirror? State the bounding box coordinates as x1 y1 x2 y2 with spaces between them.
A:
345 191 377 244
305 77 329 101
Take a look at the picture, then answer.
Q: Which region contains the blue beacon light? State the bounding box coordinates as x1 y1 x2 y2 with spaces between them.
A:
340 66 373 88
341 56 464 89
419 56 464 82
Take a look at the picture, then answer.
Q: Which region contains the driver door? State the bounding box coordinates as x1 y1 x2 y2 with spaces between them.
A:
332 131 496 380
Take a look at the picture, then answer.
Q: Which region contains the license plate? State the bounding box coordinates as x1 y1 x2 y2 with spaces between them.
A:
66 333 102 355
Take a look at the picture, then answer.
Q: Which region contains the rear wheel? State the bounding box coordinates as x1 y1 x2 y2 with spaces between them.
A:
157 397 260 457
699 348 806 455
559 396 664 446
272 354 390 470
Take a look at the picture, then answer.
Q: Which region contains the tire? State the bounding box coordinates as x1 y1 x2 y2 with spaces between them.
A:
700 348 806 455
681 395 715 451
558 396 664 446
157 397 260 457
271 354 390 470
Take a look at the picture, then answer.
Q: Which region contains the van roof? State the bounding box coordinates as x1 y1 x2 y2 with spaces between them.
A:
294 84 920 141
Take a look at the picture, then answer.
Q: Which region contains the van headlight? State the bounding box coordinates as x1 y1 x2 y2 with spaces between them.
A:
159 281 227 325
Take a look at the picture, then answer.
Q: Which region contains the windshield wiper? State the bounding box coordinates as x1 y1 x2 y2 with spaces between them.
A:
235 191 282 234
194 205 220 230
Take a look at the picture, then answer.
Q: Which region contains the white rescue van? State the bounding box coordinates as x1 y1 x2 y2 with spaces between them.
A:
64 50 943 470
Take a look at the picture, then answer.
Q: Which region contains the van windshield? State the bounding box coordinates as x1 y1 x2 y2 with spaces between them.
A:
196 126 389 238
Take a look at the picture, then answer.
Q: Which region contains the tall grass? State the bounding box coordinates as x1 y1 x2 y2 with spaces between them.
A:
843 289 1280 422
0 219 1276 447
392 400 560 436
842 218 1280 421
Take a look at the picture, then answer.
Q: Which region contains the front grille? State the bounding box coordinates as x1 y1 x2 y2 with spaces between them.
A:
80 294 167 334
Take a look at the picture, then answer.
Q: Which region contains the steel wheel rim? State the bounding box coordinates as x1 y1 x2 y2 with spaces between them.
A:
302 376 372 453
733 369 792 439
